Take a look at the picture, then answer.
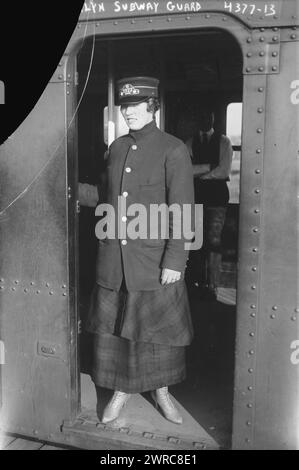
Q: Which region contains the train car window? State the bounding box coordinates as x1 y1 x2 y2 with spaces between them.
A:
226 103 242 204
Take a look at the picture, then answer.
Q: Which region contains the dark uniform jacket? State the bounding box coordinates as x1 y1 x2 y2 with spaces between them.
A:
95 120 194 291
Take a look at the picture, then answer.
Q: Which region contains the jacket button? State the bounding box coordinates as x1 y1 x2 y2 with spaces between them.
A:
122 191 128 197
131 144 137 150
125 167 132 173
121 240 127 246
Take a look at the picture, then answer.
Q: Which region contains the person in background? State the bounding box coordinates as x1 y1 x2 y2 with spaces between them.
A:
186 110 233 301
83 77 194 425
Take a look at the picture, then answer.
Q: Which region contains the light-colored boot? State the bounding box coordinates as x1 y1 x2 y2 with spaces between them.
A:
102 391 131 424
151 387 183 424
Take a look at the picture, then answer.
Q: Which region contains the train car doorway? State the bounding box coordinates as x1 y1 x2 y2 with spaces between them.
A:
72 28 243 450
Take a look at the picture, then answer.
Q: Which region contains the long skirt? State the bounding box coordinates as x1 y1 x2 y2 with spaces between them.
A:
85 280 193 393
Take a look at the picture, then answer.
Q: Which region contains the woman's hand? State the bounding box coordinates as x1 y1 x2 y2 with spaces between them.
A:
161 268 181 285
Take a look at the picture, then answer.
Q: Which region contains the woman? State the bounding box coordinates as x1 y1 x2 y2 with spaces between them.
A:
85 76 194 425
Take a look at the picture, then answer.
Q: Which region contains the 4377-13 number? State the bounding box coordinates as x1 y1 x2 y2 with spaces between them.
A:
224 2 276 16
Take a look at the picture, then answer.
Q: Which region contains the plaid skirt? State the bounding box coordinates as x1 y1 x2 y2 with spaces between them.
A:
85 279 193 393
85 280 193 347
90 332 186 393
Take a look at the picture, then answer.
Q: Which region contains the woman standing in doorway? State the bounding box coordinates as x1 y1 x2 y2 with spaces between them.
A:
85 76 194 425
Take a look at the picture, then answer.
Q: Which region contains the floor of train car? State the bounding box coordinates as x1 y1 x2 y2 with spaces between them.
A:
79 269 236 450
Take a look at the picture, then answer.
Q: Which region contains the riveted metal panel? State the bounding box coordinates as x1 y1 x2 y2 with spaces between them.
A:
233 38 299 451
0 78 74 439
251 39 299 450
232 72 267 449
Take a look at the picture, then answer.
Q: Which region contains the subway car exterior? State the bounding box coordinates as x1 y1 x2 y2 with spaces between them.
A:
0 0 298 450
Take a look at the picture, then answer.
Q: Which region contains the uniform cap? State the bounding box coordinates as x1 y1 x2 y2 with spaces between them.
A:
116 76 159 105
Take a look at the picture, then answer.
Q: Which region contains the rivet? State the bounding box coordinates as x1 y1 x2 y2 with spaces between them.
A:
250 304 256 309
247 37 252 43
33 430 38 435
246 421 252 426
245 438 251 443
257 128 263 133
257 108 263 113
30 281 35 286
249 332 255 337
114 21 118 25
255 189 260 194
131 19 136 24
148 19 153 23
292 26 297 30
167 17 171 22
253 227 259 232
96 23 99 27
205 14 210 19
251 285 256 290
49 291 54 295
58 74 63 80
36 290 40 294
62 285 67 289
258 66 264 72
259 51 265 57
291 316 297 321
14 280 19 284
259 37 265 42
256 148 261 154
272 306 278 311
273 27 279 31
67 91 70 95
248 386 253 391
24 289 28 293
247 403 253 408
255 169 261 174
59 62 63 67
258 87 264 92
274 15 278 19
11 287 15 291
254 209 260 214
63 293 67 297
251 313 256 318
272 66 278 71
222 17 228 21
249 350 254 355
252 248 258 253
295 308 299 313
270 314 276 319
272 51 278 57
260 28 265 32
77 24 81 28
252 267 257 271
272 36 279 42
247 52 252 57
246 67 251 73
291 34 297 40
46 283 50 287
292 15 297 19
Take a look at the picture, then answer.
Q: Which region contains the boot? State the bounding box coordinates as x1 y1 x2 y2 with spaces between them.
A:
151 387 183 424
101 391 131 423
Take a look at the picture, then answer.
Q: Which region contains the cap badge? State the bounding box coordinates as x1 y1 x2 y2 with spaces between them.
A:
120 84 140 97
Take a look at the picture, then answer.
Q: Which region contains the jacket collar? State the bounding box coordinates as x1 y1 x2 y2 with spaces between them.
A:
129 120 157 142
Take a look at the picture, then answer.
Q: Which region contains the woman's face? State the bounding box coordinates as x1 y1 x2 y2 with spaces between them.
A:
120 101 153 130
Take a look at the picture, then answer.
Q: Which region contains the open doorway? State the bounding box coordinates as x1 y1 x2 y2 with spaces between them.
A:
76 28 243 449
